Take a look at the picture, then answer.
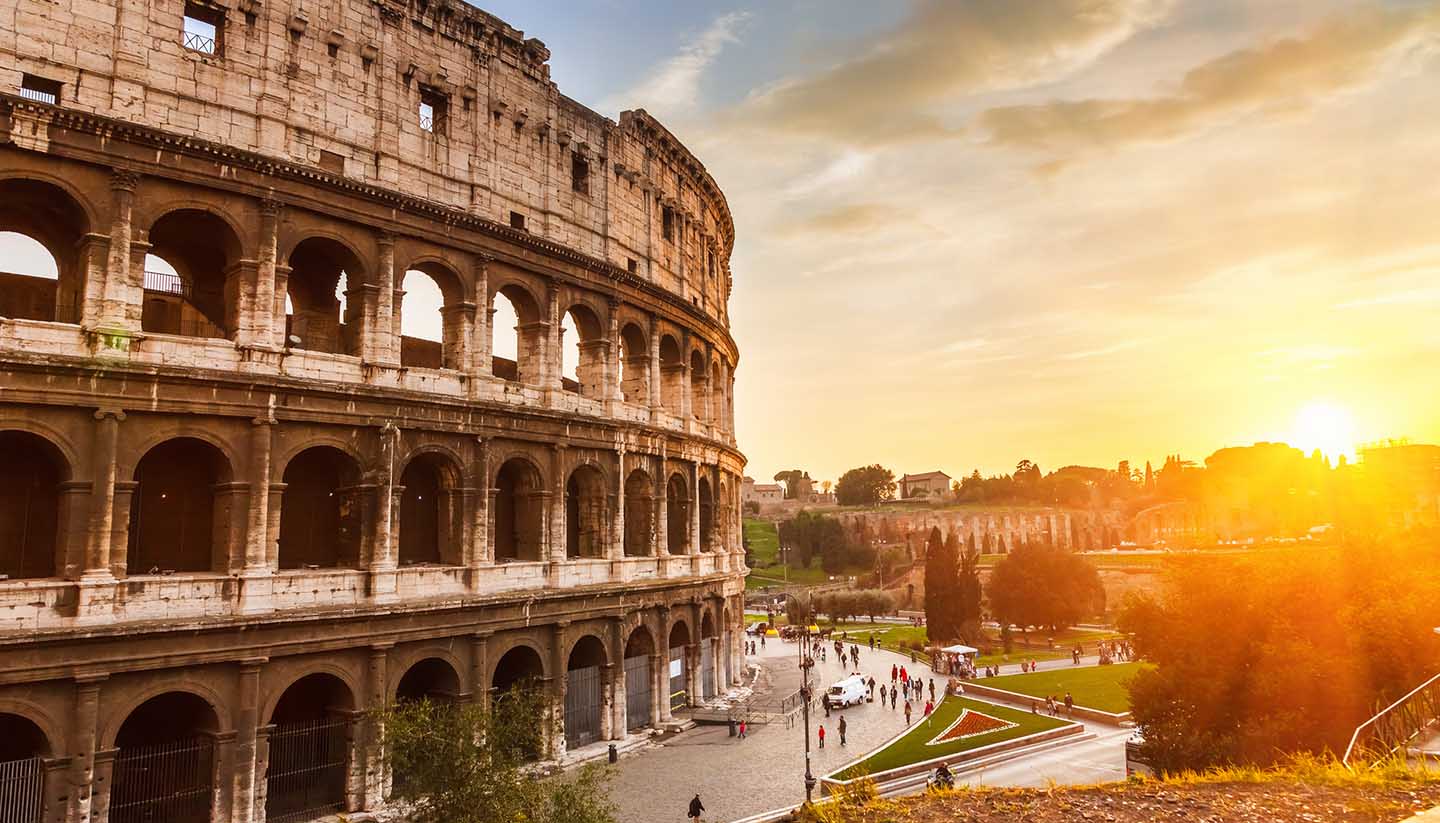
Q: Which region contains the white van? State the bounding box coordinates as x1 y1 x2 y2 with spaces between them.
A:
825 675 867 709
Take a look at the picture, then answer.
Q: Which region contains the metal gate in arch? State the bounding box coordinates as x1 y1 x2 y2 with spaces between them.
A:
565 665 603 749
624 655 652 730
0 756 43 823
700 642 716 700
264 717 350 823
110 736 214 823
668 646 687 710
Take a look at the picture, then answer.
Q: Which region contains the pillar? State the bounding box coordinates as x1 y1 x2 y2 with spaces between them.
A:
232 658 266 823
609 619 627 740
373 232 398 366
685 642 700 708
440 302 475 371
82 409 122 592
240 417 275 611
690 462 701 557
369 424 400 601
605 296 622 412
647 315 661 413
548 445 567 568
98 170 139 335
610 449 625 562
550 622 568 760
76 233 110 330
363 645 391 809
472 255 492 375
469 438 491 572
545 280 562 391
252 199 282 348
68 674 105 823
470 632 491 713
654 452 668 560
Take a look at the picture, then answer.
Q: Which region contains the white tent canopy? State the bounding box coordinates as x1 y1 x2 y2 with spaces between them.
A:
940 644 978 656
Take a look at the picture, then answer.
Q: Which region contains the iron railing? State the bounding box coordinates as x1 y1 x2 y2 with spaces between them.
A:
1344 670 1440 766
0 757 43 823
183 31 217 54
265 718 350 823
110 737 214 823
17 86 57 105
143 270 191 297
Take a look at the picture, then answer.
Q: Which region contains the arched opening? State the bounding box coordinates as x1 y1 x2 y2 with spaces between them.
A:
658 335 683 415
689 350 708 422
143 209 242 339
399 264 465 370
560 305 604 397
111 692 219 823
623 627 655 731
399 454 460 566
396 658 462 704
565 465 606 560
128 438 231 575
667 621 691 711
700 610 718 700
698 476 714 553
286 237 363 356
490 284 542 385
0 430 68 580
623 469 652 557
0 713 49 823
618 322 649 405
494 458 544 562
278 447 362 569
666 473 690 555
0 178 91 324
266 673 355 823
565 636 607 749
491 645 545 761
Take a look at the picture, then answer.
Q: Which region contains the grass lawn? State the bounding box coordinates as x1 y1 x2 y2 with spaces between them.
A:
834 696 1071 779
744 518 780 564
980 661 1149 713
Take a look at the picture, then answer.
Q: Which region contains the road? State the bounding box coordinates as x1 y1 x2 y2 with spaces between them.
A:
604 634 1129 823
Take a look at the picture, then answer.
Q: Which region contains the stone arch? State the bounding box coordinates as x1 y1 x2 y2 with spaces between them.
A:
278 446 363 569
560 302 606 397
110 690 223 823
565 463 607 559
141 207 245 339
563 634 608 749
617 321 649 405
697 474 714 553
494 455 545 562
622 625 656 731
666 471 690 555
701 609 717 639
490 642 546 693
689 349 709 422
127 437 234 575
623 468 653 557
398 449 465 566
0 429 71 580
286 236 367 356
400 258 468 370
668 618 691 650
0 175 93 324
0 710 54 761
490 279 544 385
395 657 463 703
658 334 683 415
264 672 357 823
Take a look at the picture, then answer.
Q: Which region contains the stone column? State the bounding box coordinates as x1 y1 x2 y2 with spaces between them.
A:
441 302 476 372
690 462 701 556
702 343 715 425
82 409 123 599
545 280 563 391
647 315 661 413
69 674 106 823
610 619 627 740
550 622 569 760
472 255 492 376
363 644 391 809
679 333 693 422
656 607 673 723
249 199 282 348
77 233 110 330
605 296 622 412
272 264 291 345
240 417 275 612
470 632 491 713
369 424 400 601
98 169 139 336
610 448 625 562
373 232 398 366
469 438 491 574
654 452 668 561
231 658 267 823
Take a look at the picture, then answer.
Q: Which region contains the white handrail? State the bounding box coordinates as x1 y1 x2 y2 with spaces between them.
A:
1343 670 1440 766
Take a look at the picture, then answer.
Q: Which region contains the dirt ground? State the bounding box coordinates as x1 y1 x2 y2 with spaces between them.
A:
823 779 1440 823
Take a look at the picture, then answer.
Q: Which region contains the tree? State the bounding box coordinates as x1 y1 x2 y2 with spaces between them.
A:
779 510 855 573
956 534 983 642
774 469 808 500
382 691 617 823
785 593 814 626
988 544 1104 632
835 464 895 506
923 527 959 642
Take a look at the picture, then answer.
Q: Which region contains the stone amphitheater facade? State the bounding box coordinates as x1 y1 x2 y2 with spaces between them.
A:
0 1 747 821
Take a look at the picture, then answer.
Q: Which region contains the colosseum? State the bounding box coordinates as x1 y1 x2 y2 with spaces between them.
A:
0 0 747 820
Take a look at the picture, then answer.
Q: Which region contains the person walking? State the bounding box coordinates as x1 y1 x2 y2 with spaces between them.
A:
818 724 826 749
891 688 898 709
928 678 935 702
891 663 898 683
923 699 933 718
880 684 887 706
688 794 705 822
1064 692 1074 716
904 700 912 726
838 715 847 746
738 719 747 739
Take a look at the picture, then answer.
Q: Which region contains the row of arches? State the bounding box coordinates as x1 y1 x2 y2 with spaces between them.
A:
0 176 735 427
0 429 733 581
0 612 735 823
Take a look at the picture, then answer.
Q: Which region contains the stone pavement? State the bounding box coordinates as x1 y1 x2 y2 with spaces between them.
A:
604 634 1091 823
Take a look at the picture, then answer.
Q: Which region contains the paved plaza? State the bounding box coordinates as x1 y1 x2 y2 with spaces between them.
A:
605 632 1126 822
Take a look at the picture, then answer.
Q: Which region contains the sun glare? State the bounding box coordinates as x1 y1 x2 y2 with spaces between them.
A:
1289 401 1357 462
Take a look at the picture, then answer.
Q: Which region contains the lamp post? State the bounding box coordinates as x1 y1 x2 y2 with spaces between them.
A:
799 626 816 802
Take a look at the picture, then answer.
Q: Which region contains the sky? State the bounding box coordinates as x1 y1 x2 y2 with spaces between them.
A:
8 1 1439 485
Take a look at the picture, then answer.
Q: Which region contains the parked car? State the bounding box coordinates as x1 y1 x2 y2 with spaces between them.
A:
825 675 867 709
1125 730 1154 778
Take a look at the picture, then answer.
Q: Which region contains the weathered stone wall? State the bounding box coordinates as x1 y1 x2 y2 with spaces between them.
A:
832 507 1127 554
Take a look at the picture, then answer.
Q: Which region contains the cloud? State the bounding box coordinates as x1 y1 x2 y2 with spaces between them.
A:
733 0 1172 145
602 12 751 117
778 203 940 237
978 5 1440 155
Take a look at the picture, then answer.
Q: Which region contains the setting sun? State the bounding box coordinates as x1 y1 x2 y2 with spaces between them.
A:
1289 401 1357 462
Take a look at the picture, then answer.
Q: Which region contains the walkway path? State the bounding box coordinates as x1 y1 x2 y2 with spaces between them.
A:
605 635 1121 823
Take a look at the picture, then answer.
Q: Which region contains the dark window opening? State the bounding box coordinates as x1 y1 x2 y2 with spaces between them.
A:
662 206 675 243
18 74 61 105
627 258 637 274
509 211 526 231
182 2 224 55
419 85 448 134
318 150 346 174
571 154 590 195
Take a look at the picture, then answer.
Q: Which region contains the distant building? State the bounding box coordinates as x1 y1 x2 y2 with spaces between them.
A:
1358 441 1440 528
900 471 953 499
742 477 785 505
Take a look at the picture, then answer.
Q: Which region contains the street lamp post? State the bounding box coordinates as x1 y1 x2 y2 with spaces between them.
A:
799 626 816 802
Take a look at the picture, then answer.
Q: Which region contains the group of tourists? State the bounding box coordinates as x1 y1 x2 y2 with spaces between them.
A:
1032 691 1076 717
